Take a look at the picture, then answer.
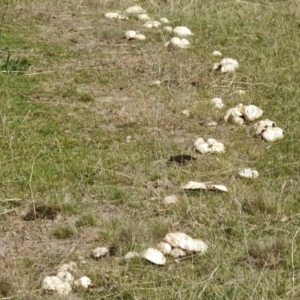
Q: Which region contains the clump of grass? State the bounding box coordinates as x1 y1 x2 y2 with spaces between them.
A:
245 237 287 269
0 276 13 297
75 212 97 227
51 225 75 239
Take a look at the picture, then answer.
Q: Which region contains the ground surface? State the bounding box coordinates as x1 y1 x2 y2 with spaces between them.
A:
1 0 300 299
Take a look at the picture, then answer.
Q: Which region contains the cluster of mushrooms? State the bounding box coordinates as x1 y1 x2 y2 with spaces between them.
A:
42 262 91 295
105 5 193 48
124 232 208 265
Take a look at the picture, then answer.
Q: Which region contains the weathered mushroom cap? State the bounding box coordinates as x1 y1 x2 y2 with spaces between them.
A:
91 247 109 259
56 271 74 284
74 276 92 289
163 232 196 252
253 119 276 130
160 17 169 24
156 241 172 255
125 6 145 14
261 127 284 142
210 97 224 109
192 239 208 254
105 12 129 20
163 195 179 205
173 26 193 37
220 58 239 69
141 248 166 265
163 26 173 33
170 248 186 258
137 14 150 21
143 20 161 28
212 50 222 57
165 37 190 49
241 105 263 122
42 276 72 295
182 181 207 190
206 184 228 192
124 251 140 261
239 168 259 179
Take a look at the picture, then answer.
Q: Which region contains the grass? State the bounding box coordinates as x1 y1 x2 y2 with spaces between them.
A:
1 0 300 298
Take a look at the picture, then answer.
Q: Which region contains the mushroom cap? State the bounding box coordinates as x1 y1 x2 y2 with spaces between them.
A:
173 26 193 37
141 248 166 265
156 241 172 255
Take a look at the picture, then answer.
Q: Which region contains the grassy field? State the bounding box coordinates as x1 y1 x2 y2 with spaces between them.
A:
1 0 300 298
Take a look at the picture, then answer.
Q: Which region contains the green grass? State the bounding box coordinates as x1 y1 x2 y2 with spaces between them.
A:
1 0 300 299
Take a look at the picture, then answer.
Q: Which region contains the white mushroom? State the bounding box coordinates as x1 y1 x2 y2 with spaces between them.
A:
212 50 222 57
261 127 284 142
163 195 179 205
253 119 276 130
194 137 225 154
74 276 92 289
156 241 172 255
182 181 207 190
163 26 173 33
125 31 146 40
141 248 166 265
214 58 239 73
192 239 208 254
42 276 72 295
170 248 186 258
137 14 150 21
124 251 140 261
56 271 74 284
182 109 190 117
125 6 145 14
164 232 195 251
105 12 129 20
143 21 161 28
220 58 239 69
91 247 109 259
239 168 259 179
241 105 263 122
165 37 190 49
210 97 224 109
207 184 228 192
160 17 169 24
173 26 193 37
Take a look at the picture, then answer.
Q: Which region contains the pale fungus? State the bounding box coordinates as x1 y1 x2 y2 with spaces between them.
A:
165 37 190 49
91 247 109 259
239 168 259 179
74 276 92 289
163 26 173 33
156 241 172 255
210 97 224 109
261 127 284 142
42 276 72 295
143 20 161 28
170 248 186 258
141 248 166 265
125 6 145 14
137 14 150 21
105 12 128 20
163 195 179 205
194 137 225 154
159 17 169 24
173 26 193 37
212 50 222 56
214 57 239 73
124 251 140 261
125 30 146 40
